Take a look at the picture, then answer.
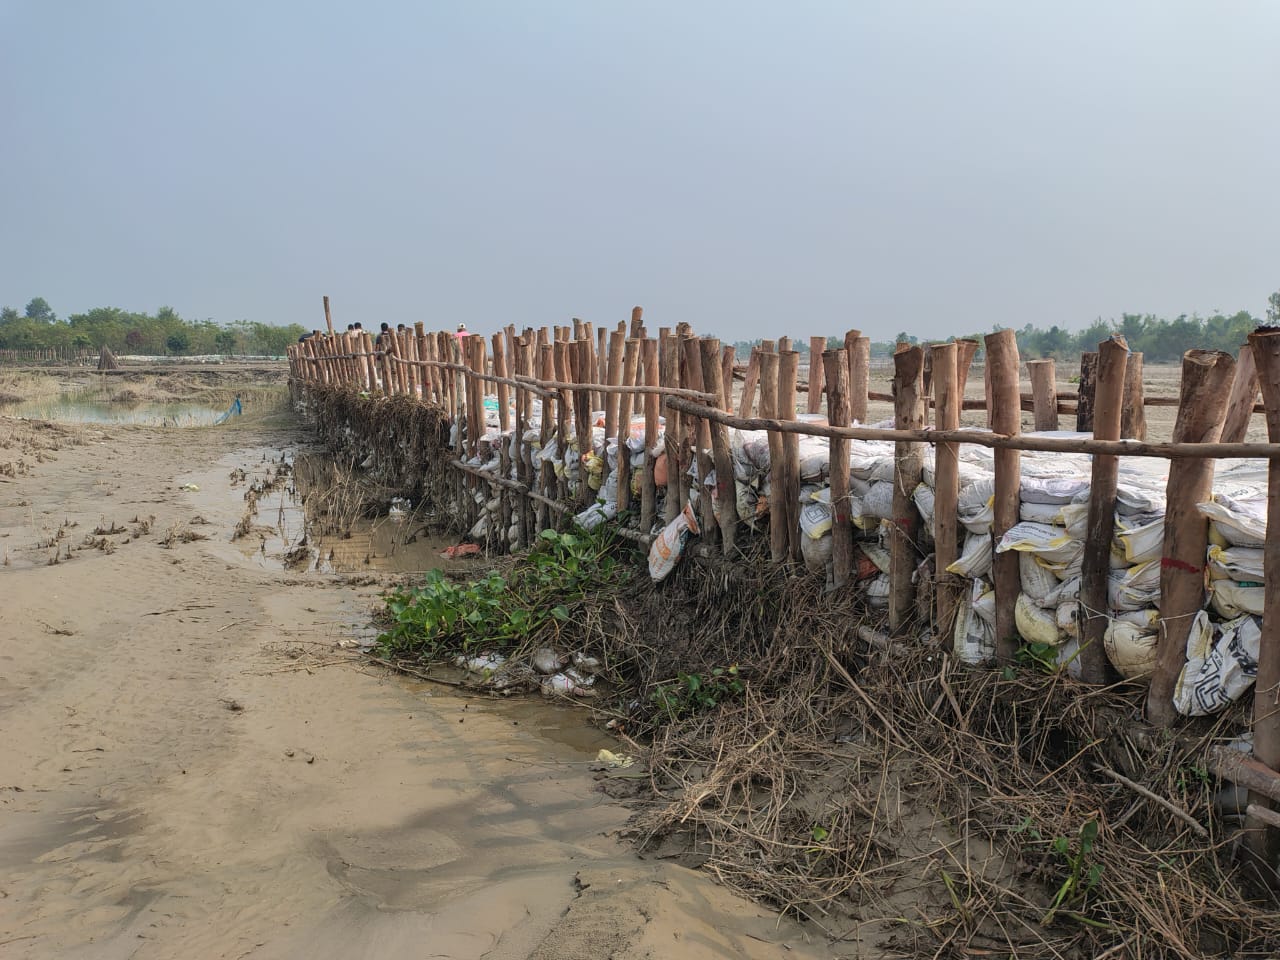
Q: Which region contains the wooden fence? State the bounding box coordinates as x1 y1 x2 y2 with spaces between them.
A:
0 347 96 365
287 304 1280 848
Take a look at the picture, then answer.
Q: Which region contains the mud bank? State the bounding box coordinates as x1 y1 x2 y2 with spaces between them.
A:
0 407 843 959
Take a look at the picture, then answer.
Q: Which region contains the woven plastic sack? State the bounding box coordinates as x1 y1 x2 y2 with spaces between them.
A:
1104 620 1157 680
1207 544 1265 582
1209 581 1264 619
996 522 1083 566
1019 551 1059 605
1174 612 1261 717
947 532 992 578
1015 592 1060 646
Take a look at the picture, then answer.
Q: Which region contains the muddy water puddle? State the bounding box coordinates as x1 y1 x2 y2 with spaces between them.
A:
184 446 456 575
2 394 228 427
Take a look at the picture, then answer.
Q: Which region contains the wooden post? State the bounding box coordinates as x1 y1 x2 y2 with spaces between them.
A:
491 333 510 434
660 334 682 524
1079 336 1129 685
323 295 334 335
1027 359 1059 431
683 337 717 546
1245 328 1280 869
824 349 853 587
849 335 870 425
641 338 660 532
630 306 644 338
778 350 801 563
616 340 640 514
807 336 826 414
955 339 979 402
986 329 1022 662
931 342 961 638
1148 349 1235 727
1221 344 1260 443
573 340 594 509
739 346 763 420
889 346 925 634
604 329 625 452
721 345 735 414
701 339 737 555
538 343 557 530
760 351 786 563
1122 351 1147 440
1076 352 1098 432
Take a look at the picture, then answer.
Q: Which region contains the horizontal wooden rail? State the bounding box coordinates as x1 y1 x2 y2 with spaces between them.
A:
664 396 1280 460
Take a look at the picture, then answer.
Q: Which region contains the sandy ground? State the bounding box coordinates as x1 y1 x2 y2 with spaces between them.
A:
0 404 850 959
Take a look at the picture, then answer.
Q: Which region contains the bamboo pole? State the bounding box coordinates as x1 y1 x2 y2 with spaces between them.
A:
1222 343 1260 444
721 345 735 414
986 329 1022 663
641 338 660 533
823 349 853 587
739 346 763 420
616 339 641 515
1076 352 1098 432
573 340 594 509
955 339 978 401
778 351 801 562
1148 349 1235 727
1122 351 1147 440
701 339 737 555
323 295 334 335
491 334 510 434
807 336 826 414
1026 359 1059 431
760 351 786 562
1079 336 1129 685
889 346 925 634
931 342 961 638
849 335 870 425
659 334 682 524
683 337 717 547
1245 328 1280 869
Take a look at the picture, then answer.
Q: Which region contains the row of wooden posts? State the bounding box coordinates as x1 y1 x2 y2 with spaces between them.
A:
288 301 1280 848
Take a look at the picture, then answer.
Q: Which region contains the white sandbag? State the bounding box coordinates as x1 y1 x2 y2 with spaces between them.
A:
971 582 996 624
954 580 996 664
1174 612 1261 717
1115 608 1160 629
1209 580 1265 619
801 531 833 573
1115 515 1164 565
648 502 700 582
1056 638 1084 679
1015 592 1060 646
796 436 830 482
1206 544 1265 583
1107 560 1161 611
1020 501 1069 524
957 477 995 535
996 522 1083 566
1021 474 1091 504
913 483 936 529
865 573 891 609
799 498 832 539
1197 495 1267 547
947 532 992 578
1019 552 1059 605
1056 600 1080 639
1042 574 1080 606
1061 502 1090 540
861 481 895 521
1104 620 1157 680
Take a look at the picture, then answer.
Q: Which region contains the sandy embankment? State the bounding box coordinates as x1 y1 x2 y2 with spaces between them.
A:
0 391 847 960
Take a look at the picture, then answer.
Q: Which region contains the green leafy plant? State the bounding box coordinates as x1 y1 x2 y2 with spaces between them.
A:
650 666 745 721
377 526 623 658
1015 817 1106 927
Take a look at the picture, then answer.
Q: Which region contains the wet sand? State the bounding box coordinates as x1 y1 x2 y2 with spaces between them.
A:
0 406 847 959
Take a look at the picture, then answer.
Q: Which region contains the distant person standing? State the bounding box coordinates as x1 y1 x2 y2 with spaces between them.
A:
455 323 468 343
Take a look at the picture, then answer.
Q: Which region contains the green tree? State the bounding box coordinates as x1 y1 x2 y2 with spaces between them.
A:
1267 290 1280 326
24 297 56 323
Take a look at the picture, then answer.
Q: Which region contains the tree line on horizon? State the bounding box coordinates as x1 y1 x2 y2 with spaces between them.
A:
732 291 1280 363
0 297 308 357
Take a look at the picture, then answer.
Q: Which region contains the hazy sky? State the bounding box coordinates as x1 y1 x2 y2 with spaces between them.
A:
3 1 1277 341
